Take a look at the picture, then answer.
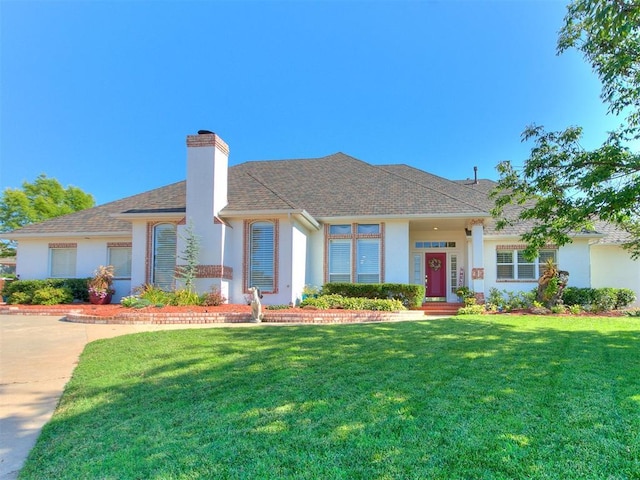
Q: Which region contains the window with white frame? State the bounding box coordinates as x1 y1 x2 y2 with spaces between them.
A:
152 223 176 290
249 221 275 292
108 246 132 278
50 247 77 278
327 223 382 283
357 238 380 283
329 238 351 282
496 248 557 280
450 254 458 293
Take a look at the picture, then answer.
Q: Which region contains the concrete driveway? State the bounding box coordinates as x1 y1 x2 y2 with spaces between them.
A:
0 315 240 480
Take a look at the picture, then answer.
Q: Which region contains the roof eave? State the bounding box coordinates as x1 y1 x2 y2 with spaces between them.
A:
220 209 321 231
1 231 131 240
316 212 492 222
111 212 185 222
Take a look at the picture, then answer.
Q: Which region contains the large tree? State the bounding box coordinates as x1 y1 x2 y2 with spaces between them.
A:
0 174 95 256
492 0 640 259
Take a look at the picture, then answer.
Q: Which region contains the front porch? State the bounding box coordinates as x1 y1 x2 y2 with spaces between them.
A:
408 217 486 304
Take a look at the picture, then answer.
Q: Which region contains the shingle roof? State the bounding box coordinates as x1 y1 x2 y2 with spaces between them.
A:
2 152 628 244
5 181 186 236
224 153 491 217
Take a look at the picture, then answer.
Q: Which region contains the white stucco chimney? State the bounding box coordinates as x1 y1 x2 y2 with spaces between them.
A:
185 130 229 220
180 130 230 298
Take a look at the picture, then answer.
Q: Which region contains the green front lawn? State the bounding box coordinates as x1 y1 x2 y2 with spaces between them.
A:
21 316 640 479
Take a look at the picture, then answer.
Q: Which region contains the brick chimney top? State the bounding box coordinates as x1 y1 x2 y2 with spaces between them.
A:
186 131 229 155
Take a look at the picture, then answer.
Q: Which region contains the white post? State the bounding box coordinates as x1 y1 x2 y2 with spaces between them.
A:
470 219 485 303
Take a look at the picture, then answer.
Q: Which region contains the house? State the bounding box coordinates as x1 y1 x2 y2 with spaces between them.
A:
3 131 639 306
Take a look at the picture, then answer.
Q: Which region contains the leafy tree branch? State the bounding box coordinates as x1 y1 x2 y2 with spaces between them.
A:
492 0 640 260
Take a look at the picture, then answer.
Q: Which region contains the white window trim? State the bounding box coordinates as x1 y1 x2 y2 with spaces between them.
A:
152 223 176 290
496 248 557 282
248 221 277 293
49 247 77 278
108 246 132 279
325 223 384 284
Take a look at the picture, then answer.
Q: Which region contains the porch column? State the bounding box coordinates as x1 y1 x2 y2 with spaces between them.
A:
469 219 485 303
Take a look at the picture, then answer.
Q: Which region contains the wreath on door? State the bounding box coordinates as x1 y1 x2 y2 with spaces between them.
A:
429 258 442 271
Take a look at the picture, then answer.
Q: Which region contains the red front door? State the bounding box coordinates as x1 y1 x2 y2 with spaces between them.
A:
425 252 447 299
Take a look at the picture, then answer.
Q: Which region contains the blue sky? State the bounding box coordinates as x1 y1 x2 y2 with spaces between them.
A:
0 0 619 206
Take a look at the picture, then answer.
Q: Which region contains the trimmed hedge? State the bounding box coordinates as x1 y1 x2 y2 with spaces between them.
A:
1 278 90 304
562 287 636 311
300 294 405 311
321 283 425 308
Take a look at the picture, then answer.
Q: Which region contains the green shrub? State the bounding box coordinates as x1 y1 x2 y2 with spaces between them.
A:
63 278 91 302
3 280 42 303
568 304 582 314
487 288 506 309
485 288 535 312
300 294 404 311
120 296 153 309
592 288 617 312
2 278 90 303
169 289 203 306
8 291 32 305
321 283 424 308
32 286 73 305
615 289 636 309
136 284 173 306
624 309 640 317
457 304 485 315
562 287 595 307
265 304 292 310
301 294 345 309
551 305 567 314
562 287 635 311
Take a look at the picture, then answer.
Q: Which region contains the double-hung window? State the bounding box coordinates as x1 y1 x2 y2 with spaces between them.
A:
327 224 383 283
49 245 77 278
248 221 277 292
329 238 351 282
108 245 132 278
496 248 557 280
152 223 176 290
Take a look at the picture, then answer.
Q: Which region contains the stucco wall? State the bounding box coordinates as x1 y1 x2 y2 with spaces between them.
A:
130 221 148 291
482 238 594 297
385 221 410 283
223 217 309 306
15 236 133 301
591 244 640 307
291 222 308 304
275 217 294 305
225 219 244 305
306 226 325 288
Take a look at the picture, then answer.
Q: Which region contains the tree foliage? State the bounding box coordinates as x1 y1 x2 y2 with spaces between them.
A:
492 0 640 259
0 174 95 256
176 221 200 292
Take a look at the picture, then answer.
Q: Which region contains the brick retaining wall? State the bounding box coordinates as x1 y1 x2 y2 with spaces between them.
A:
0 306 426 325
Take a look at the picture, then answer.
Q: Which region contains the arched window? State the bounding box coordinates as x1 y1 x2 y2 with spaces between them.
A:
152 223 176 290
249 221 275 292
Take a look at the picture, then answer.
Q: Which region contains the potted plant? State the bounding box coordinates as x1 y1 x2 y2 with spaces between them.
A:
87 265 115 305
456 286 475 303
